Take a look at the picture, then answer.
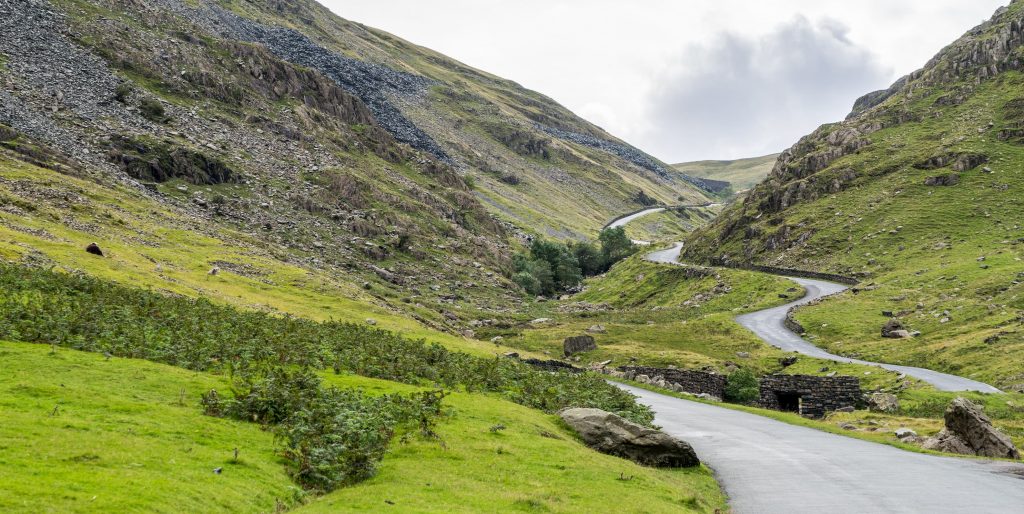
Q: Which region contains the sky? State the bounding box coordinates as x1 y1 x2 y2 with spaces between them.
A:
321 1 1007 162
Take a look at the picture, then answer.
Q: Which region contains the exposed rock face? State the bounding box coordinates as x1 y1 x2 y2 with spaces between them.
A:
867 393 900 413
563 335 597 356
559 408 699 467
922 397 1020 459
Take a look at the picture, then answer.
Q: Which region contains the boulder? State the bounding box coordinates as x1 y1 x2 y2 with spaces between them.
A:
868 393 900 413
586 324 607 334
85 242 104 257
922 398 1020 459
563 335 597 356
881 319 907 338
895 428 919 441
923 173 960 186
559 408 699 467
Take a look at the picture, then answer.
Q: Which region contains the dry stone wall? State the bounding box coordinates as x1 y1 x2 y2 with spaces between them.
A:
759 374 861 418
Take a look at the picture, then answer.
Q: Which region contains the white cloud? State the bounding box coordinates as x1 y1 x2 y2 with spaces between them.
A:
642 16 892 161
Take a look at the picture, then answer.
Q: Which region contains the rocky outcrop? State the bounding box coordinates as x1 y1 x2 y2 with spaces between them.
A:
196 4 451 162
563 335 597 356
922 397 1020 459
559 408 699 467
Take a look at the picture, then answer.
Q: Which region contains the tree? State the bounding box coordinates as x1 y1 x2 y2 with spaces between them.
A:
573 242 603 276
598 227 636 271
724 368 760 404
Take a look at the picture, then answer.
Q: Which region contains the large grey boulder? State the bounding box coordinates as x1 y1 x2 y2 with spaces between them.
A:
559 408 699 467
922 397 1020 459
563 335 597 356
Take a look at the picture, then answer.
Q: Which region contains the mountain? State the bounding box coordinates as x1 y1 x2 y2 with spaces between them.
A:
673 153 780 192
0 0 710 337
684 1 1024 388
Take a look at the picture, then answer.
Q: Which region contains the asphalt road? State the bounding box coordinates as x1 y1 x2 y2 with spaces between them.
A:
647 243 1001 393
618 383 1024 514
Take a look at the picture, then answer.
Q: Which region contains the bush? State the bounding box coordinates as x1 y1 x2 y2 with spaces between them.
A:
203 366 448 492
139 97 167 123
724 368 760 404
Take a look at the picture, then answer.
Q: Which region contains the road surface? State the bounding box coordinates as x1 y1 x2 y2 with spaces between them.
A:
618 383 1024 514
647 243 1001 392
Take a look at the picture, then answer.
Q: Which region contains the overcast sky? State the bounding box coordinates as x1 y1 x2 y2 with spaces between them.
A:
321 1 1006 162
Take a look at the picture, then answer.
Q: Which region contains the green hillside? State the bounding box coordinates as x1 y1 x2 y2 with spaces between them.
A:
684 2 1024 390
673 153 780 191
0 341 724 513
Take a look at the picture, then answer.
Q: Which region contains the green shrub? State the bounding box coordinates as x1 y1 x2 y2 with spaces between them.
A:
139 97 167 122
203 365 448 492
724 368 760 404
0 264 653 426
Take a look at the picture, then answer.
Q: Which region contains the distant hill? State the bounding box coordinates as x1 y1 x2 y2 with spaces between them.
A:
673 153 780 191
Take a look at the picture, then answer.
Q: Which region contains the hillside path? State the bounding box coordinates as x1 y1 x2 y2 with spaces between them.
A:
617 383 1024 514
647 242 1000 392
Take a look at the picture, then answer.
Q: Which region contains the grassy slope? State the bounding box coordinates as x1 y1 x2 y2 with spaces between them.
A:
0 155 529 359
0 341 726 513
491 252 915 391
673 154 779 191
0 341 295 513
691 71 1024 388
310 375 725 514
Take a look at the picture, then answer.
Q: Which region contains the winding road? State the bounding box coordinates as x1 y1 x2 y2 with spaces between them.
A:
647 242 1001 393
620 383 1024 514
605 205 719 245
608 220 1021 513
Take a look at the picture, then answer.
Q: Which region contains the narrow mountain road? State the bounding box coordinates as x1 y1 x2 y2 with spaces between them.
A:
604 204 720 245
647 242 1001 393
617 383 1024 514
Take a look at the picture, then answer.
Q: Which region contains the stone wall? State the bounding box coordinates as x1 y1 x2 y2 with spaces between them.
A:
759 374 861 418
617 366 726 399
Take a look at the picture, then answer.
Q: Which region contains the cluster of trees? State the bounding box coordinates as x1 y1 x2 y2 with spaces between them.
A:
512 227 637 296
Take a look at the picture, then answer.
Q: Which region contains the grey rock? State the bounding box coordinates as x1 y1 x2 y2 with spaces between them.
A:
559 408 699 467
868 393 900 413
586 324 607 334
895 428 918 440
882 319 907 338
928 397 1020 459
563 335 597 356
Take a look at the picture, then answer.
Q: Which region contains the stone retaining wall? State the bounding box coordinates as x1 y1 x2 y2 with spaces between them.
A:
617 366 726 399
759 374 861 418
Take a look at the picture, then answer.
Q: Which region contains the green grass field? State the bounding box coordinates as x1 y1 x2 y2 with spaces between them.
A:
0 341 726 513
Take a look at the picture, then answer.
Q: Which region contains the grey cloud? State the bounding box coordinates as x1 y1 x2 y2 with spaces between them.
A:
643 16 892 162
